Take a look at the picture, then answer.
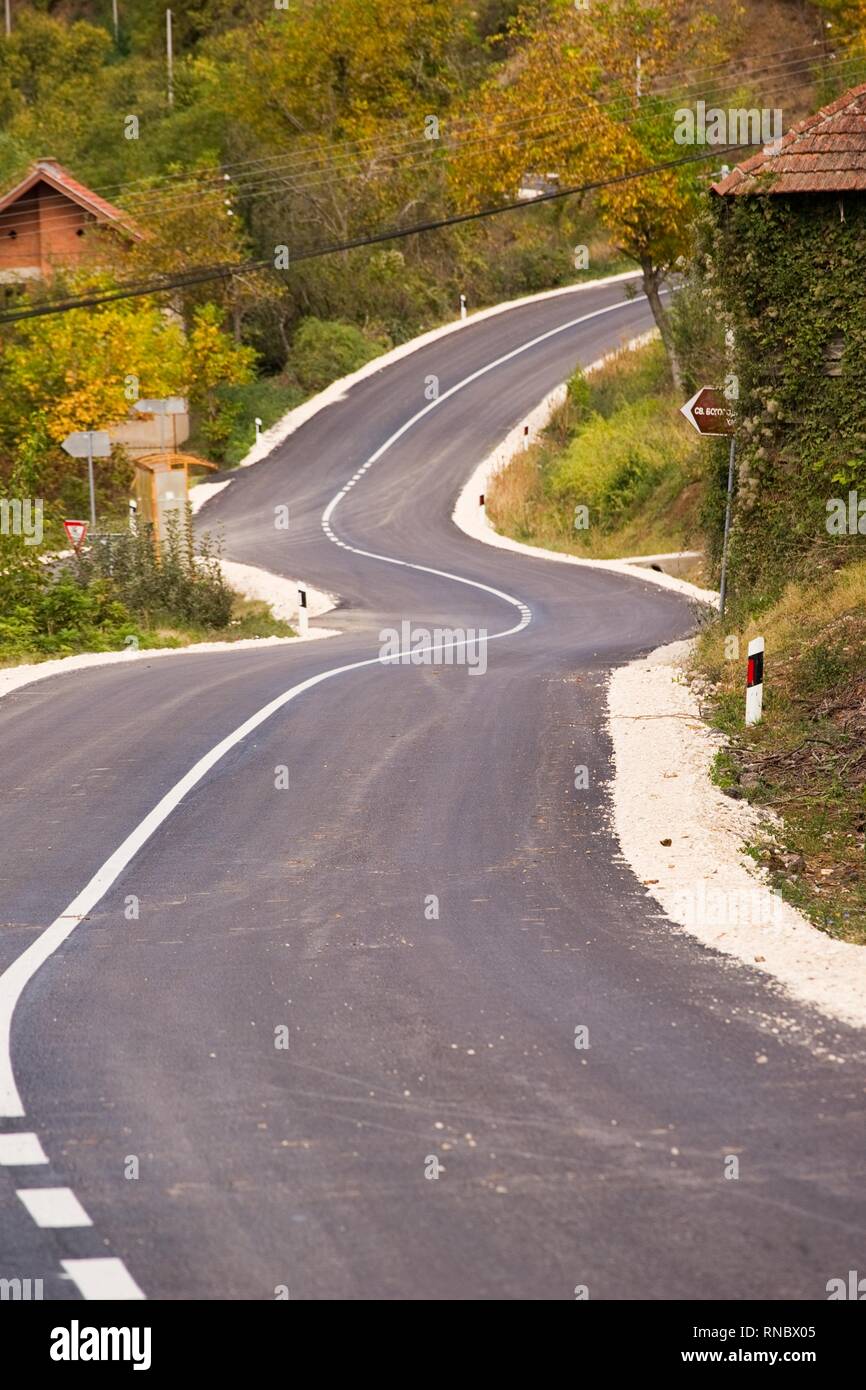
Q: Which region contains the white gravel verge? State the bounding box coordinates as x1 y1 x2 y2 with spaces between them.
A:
449 334 866 1026
217 559 337 623
189 479 233 514
608 642 866 1030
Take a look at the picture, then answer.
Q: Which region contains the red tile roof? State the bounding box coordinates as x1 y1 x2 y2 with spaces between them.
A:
0 158 143 236
712 82 866 196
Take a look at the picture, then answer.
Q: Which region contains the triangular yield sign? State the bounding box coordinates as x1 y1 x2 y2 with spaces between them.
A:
64 519 88 551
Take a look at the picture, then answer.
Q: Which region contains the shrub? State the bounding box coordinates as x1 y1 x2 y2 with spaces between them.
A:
290 317 386 394
83 515 233 630
0 532 138 658
548 395 694 532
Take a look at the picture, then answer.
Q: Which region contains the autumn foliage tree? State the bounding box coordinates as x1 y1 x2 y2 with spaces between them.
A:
0 292 254 505
448 0 731 388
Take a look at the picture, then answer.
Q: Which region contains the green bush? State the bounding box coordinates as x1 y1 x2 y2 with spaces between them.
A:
83 516 233 630
290 317 387 394
0 539 138 659
204 377 305 466
548 395 694 532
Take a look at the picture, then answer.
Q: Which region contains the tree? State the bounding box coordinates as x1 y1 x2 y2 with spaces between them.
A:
0 289 254 490
184 302 256 455
447 0 731 389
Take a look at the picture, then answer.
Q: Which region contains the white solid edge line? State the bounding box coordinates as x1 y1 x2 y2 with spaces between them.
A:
62 1257 146 1301
0 292 640 1120
16 1186 92 1228
0 1131 47 1164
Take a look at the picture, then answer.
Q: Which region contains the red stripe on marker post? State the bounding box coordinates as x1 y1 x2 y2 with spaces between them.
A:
745 637 764 726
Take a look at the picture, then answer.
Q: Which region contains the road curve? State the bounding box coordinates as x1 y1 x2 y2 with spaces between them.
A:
1 277 864 1301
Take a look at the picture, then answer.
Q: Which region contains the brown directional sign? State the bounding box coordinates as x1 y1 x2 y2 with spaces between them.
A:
680 387 735 436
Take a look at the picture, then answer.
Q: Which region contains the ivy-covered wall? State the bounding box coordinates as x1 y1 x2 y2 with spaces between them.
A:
704 191 866 606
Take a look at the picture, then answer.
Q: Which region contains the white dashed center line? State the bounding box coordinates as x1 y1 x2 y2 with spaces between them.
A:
16 1186 93 1228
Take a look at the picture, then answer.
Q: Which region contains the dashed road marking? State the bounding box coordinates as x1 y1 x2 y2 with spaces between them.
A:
0 1131 47 1164
16 1186 92 1228
62 1257 145 1301
0 284 641 1299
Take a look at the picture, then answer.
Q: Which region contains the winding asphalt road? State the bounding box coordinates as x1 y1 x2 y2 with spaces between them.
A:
1 277 865 1302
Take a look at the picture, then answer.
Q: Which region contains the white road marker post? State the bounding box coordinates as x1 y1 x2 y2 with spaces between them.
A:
459 293 467 321
745 636 764 726
297 583 308 636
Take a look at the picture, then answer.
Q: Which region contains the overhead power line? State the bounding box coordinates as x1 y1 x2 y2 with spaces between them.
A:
0 145 751 326
3 42 861 243
1 35 854 239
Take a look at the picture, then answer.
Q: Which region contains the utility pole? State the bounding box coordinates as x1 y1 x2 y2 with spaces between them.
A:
636 54 642 104
112 0 119 42
166 9 174 108
5 1 11 38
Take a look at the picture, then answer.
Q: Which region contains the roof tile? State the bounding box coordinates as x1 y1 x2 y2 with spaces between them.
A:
712 82 866 195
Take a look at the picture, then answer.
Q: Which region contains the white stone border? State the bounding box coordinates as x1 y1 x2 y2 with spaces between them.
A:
608 641 866 1031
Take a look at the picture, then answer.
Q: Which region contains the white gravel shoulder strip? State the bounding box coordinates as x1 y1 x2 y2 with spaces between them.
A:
608 641 866 1029
189 479 233 514
217 559 337 621
0 565 340 705
451 334 718 607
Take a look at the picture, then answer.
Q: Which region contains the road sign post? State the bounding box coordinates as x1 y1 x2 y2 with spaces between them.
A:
718 435 736 619
61 431 111 530
680 387 736 617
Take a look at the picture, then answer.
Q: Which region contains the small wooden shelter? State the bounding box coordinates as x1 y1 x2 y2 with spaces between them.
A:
132 452 218 546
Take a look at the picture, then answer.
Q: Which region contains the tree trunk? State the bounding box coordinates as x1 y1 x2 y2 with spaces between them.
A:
641 258 683 394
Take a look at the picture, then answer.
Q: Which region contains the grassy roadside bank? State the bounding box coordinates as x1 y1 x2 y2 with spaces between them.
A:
485 339 706 576
694 562 866 946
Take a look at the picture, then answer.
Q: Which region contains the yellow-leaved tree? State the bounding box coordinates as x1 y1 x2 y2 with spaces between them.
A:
0 293 254 500
449 0 731 388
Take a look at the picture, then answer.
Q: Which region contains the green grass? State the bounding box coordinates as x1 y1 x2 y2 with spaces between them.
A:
136 595 296 649
486 338 706 570
693 560 866 944
0 592 294 667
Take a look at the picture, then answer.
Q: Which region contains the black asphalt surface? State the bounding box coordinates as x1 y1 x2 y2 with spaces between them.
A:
1 278 865 1301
